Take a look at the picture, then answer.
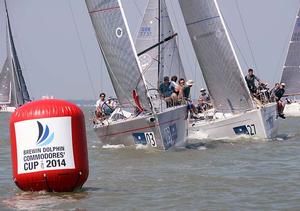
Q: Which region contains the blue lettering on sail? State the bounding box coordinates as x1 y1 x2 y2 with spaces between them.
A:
139 26 151 37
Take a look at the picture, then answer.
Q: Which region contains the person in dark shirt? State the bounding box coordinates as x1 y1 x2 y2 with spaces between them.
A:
269 83 280 102
196 98 209 113
183 80 194 100
275 83 286 119
245 68 260 95
159 76 174 107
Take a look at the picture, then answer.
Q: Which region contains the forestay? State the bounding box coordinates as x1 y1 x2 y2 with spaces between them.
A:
135 0 159 89
135 0 185 89
159 0 185 84
85 0 152 111
281 9 300 96
178 0 253 113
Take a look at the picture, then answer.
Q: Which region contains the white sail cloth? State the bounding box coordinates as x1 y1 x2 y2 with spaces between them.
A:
85 0 152 111
281 9 300 96
178 0 254 113
135 0 185 89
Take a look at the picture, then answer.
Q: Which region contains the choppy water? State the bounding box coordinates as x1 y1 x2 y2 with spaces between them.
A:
1 107 300 210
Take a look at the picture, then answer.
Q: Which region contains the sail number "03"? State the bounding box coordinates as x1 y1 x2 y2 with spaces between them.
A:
145 132 157 147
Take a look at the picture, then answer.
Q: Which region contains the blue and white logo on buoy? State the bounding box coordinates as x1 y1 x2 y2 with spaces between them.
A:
36 121 54 147
15 117 75 174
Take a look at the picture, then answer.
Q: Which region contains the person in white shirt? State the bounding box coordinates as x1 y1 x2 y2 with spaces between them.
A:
95 92 114 116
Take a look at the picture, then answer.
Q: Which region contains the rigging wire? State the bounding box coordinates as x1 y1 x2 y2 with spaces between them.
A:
132 0 144 20
4 1 34 101
16 41 34 100
68 0 97 99
168 0 208 99
132 0 147 37
220 12 250 69
168 1 200 77
193 56 197 98
234 0 260 76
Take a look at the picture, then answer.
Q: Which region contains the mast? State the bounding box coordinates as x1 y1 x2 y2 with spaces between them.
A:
4 0 18 107
157 0 161 89
135 0 185 90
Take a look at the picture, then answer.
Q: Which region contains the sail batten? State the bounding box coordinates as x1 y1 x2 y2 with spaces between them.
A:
178 0 253 113
85 0 152 111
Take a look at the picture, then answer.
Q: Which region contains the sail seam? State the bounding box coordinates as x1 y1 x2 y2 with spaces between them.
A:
186 16 220 26
89 6 120 14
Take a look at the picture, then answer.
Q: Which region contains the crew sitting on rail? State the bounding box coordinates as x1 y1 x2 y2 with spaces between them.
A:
159 76 176 107
275 83 286 119
94 92 116 123
245 68 261 95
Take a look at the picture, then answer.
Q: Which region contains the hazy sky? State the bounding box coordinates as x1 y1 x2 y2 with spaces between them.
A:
0 0 299 100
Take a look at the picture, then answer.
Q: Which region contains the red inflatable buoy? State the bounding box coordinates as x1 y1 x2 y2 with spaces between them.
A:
10 99 89 192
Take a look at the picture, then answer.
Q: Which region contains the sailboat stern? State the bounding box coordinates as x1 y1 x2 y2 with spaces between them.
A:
94 115 163 149
189 103 278 140
156 105 188 150
258 103 278 139
94 105 188 150
283 102 300 117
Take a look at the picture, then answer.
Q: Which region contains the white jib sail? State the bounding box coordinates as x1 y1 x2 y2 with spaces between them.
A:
135 0 186 89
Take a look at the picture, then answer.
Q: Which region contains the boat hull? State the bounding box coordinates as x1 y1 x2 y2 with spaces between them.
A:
94 105 188 150
189 103 278 140
284 102 300 117
0 106 16 113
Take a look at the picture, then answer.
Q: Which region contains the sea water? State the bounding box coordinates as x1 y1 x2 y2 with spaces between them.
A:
1 106 300 210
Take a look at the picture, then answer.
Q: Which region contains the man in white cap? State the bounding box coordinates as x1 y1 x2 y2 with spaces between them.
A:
275 83 286 119
199 88 210 102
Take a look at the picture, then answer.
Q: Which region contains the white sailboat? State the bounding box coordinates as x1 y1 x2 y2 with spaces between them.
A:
0 0 31 113
85 0 188 150
178 0 278 139
280 8 300 117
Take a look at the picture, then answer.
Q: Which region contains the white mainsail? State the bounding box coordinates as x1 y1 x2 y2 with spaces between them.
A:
85 0 152 111
281 9 300 96
178 0 254 113
135 0 185 89
0 0 30 108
